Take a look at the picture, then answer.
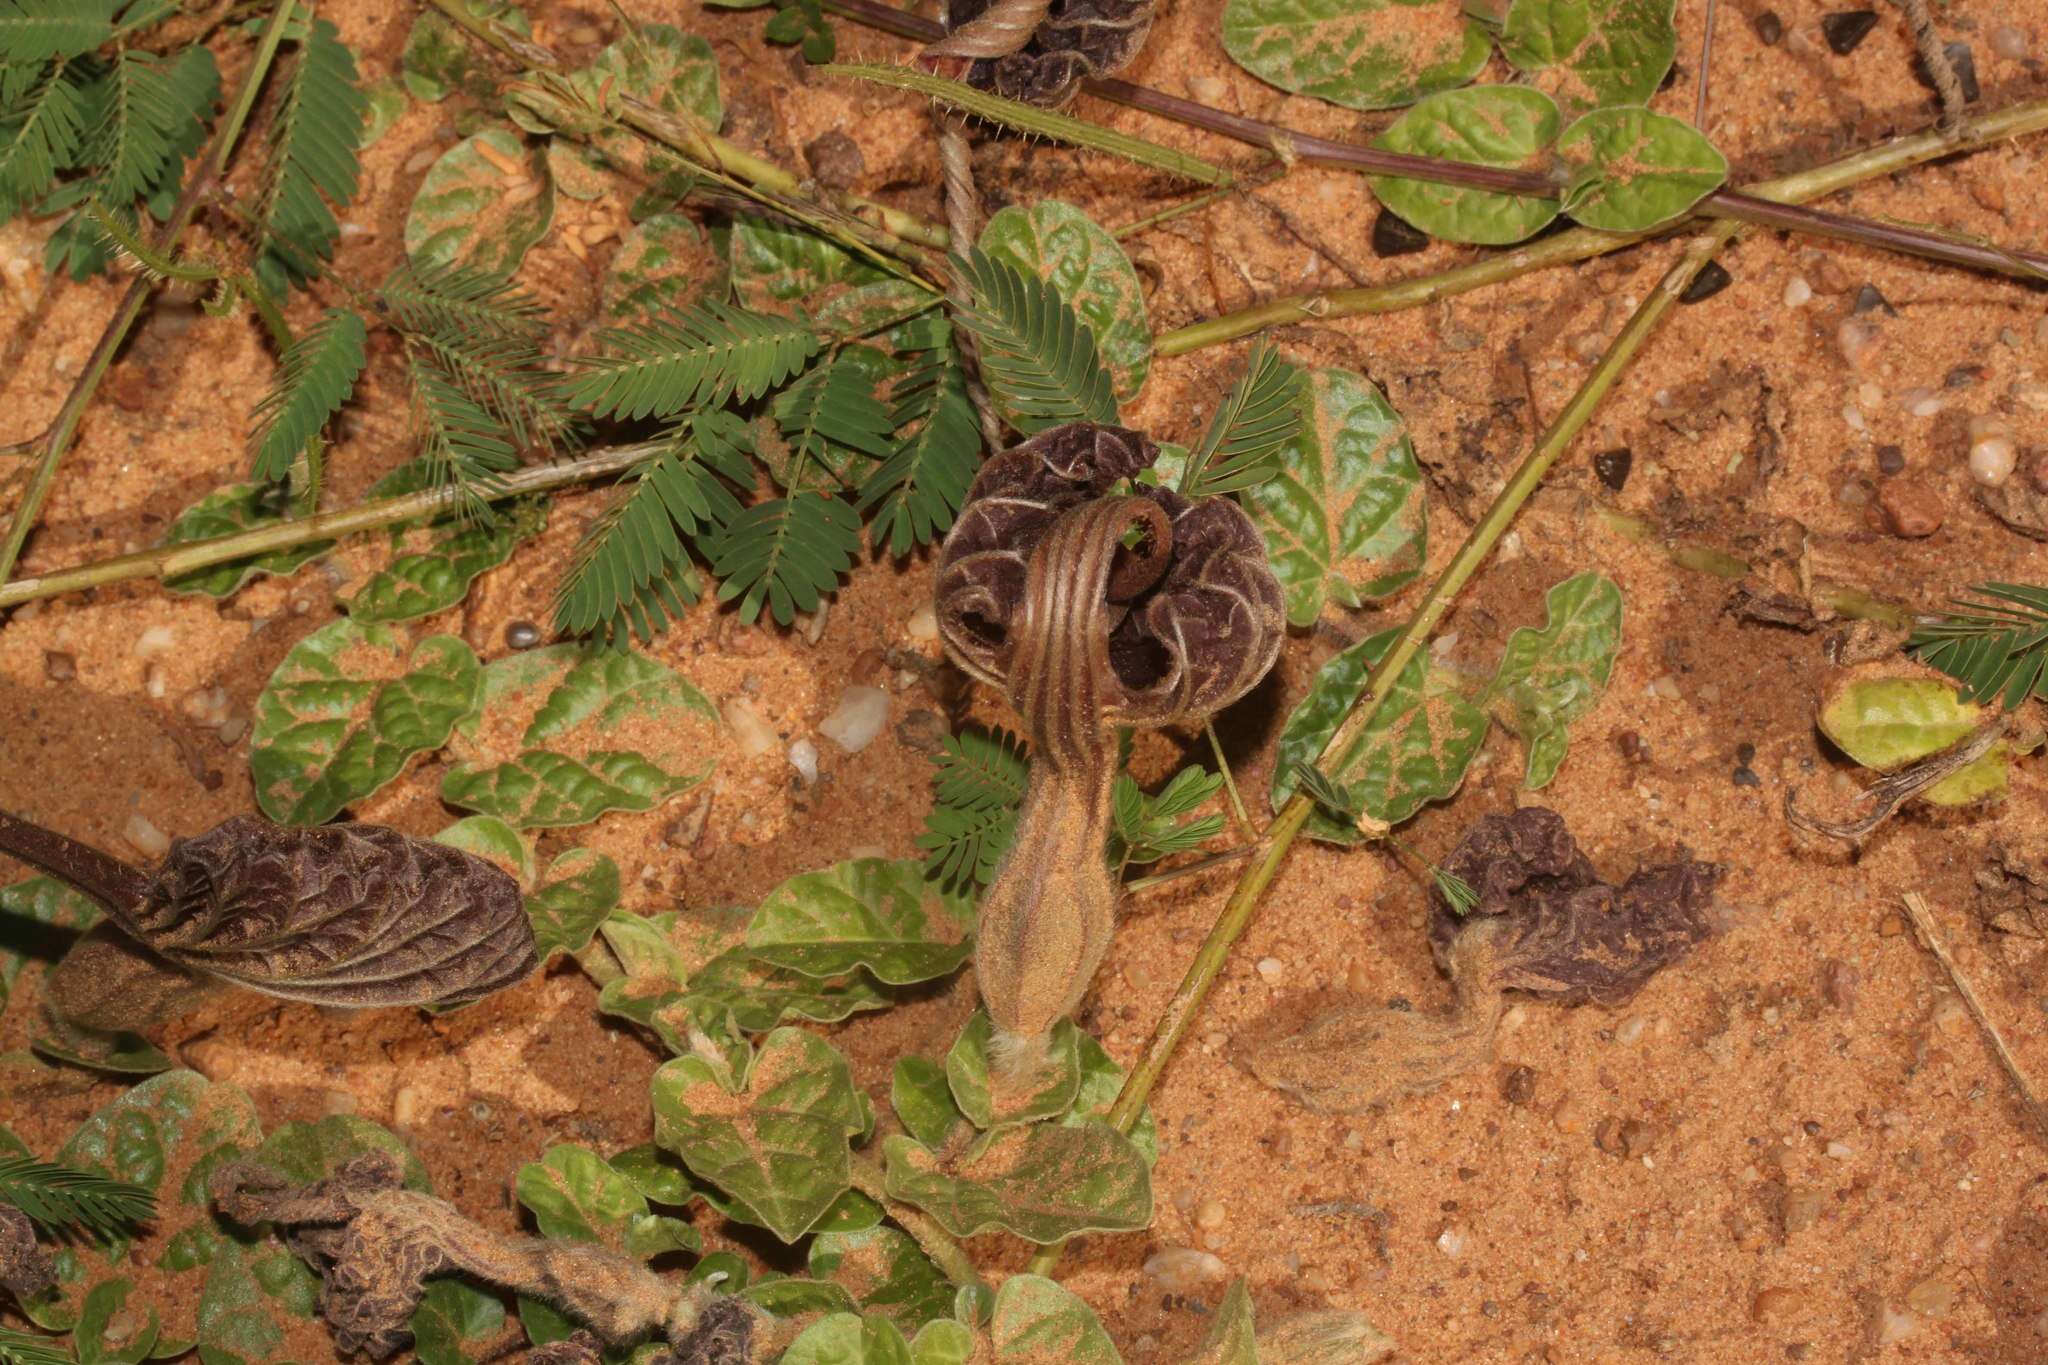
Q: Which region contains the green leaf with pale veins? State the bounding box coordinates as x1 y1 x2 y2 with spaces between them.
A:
1500 0 1677 112
405 128 555 273
515 1143 700 1258
890 1057 967 1152
345 504 540 622
946 1012 1080 1130
440 643 718 828
1483 571 1623 787
604 213 723 321
746 860 972 986
780 1313 914 1365
1556 107 1726 232
731 212 889 308
1221 0 1492 111
1244 366 1427 627
649 1027 867 1242
1270 627 1491 841
524 849 620 962
410 1280 504 1365
432 815 537 887
402 1 530 102
1369 86 1560 245
988 1276 1121 1363
1817 677 2010 807
979 201 1151 403
159 482 331 599
881 1122 1150 1244
250 621 482 825
809 1227 955 1333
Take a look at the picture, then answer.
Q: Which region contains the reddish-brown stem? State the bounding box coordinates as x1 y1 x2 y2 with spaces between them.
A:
822 0 2048 280
0 810 151 922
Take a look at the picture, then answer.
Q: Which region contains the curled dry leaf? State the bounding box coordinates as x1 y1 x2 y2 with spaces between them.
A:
935 0 1158 108
0 810 537 1034
210 1152 766 1363
934 422 1284 1062
1246 807 1717 1114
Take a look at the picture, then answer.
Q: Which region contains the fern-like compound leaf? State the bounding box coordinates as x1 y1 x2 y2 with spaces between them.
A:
247 306 366 483
0 1154 156 1236
1909 582 2048 709
709 492 862 626
257 17 367 289
567 300 821 420
1179 338 1297 497
406 352 521 512
379 258 549 343
949 249 1118 434
0 0 113 63
918 727 1028 890
0 1326 75 1365
553 413 754 640
0 59 86 218
770 352 895 492
87 47 213 204
860 333 981 555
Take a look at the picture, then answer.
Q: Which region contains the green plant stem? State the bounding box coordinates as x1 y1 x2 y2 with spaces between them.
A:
0 441 663 610
847 1154 984 1291
0 0 301 591
1025 221 1751 1285
1158 96 2048 354
423 0 948 250
1204 721 1255 841
821 0 2048 281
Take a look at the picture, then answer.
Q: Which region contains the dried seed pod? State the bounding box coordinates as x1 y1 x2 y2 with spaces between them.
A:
211 1154 764 1362
0 810 537 1028
936 0 1158 108
935 422 1284 1064
1247 807 1718 1113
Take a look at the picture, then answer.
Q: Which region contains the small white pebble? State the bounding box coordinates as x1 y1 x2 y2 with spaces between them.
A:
1841 403 1867 434
2013 378 2048 412
1826 1140 1853 1160
124 813 170 858
392 1085 424 1128
1782 276 1812 308
1875 1306 1918 1345
905 602 938 642
818 685 889 753
1898 386 1941 417
1194 1198 1226 1231
787 737 819 784
1838 318 1879 369
1255 957 1285 984
1436 1223 1468 1258
1615 1015 1648 1046
133 624 176 658
723 698 778 757
1969 416 2018 487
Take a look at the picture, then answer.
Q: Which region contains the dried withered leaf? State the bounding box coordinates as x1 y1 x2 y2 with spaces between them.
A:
212 1153 746 1361
42 922 214 1036
1429 806 1720 1006
941 0 1157 108
0 810 536 1016
935 421 1284 729
0 1204 54 1300
1980 479 2048 541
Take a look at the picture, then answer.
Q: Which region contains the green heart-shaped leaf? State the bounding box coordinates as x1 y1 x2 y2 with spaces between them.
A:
410 1280 505 1365
405 128 555 273
1484 571 1623 787
525 849 620 962
1222 0 1491 111
881 1122 1151 1244
250 620 481 825
515 1143 700 1258
160 482 330 599
980 201 1150 402
649 1027 866 1241
1556 106 1726 231
781 1312 914 1365
1191 1281 1259 1365
1245 365 1427 626
746 859 972 986
1369 86 1560 244
605 212 724 321
809 1226 956 1332
345 509 538 622
402 1 531 102
432 816 537 888
731 212 888 308
945 1012 1080 1130
988 1275 1122 1362
1500 0 1677 112
1271 628 1491 840
890 1056 966 1152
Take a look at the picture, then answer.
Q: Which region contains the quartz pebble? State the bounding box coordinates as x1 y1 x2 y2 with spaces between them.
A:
724 698 779 756
1874 1305 1917 1345
819 685 889 753
1143 1247 1226 1294
1968 415 2018 486
1782 276 1812 308
1194 1199 1226 1231
1905 1275 1954 1317
134 625 176 659
1255 957 1285 984
124 812 170 858
905 603 938 642
788 737 819 784
1436 1223 1468 1258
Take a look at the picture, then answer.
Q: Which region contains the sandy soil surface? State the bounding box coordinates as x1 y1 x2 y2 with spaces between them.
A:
4 1 2048 1361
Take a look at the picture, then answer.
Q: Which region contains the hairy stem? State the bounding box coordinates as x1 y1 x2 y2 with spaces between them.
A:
846 1154 985 1290
0 442 663 610
1158 96 2048 354
0 0 301 590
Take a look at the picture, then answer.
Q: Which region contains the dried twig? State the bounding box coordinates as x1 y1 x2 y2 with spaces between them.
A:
1890 0 1967 131
1900 892 2048 1141
1784 715 2009 842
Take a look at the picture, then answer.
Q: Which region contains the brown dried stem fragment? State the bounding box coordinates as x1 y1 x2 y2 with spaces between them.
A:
935 423 1282 1066
0 810 537 1035
1245 808 1718 1114
932 0 1156 108
211 1153 769 1363
1783 715 2009 842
